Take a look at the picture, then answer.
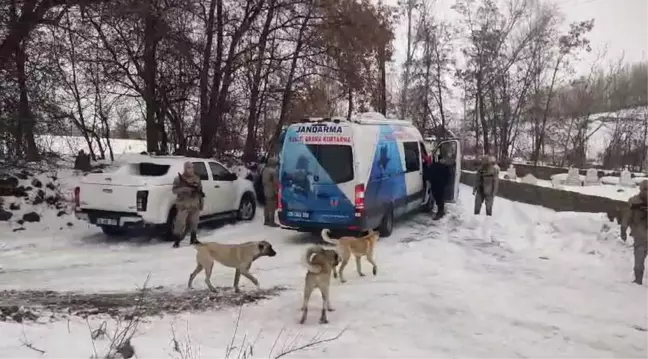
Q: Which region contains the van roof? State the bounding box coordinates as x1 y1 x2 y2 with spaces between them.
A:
295 112 414 127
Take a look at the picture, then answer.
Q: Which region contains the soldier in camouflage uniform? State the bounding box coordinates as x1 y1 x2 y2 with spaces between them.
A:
473 155 499 216
621 179 648 285
262 157 279 227
171 162 204 248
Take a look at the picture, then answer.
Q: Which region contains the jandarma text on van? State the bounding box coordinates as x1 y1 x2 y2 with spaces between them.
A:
288 136 351 143
295 125 344 133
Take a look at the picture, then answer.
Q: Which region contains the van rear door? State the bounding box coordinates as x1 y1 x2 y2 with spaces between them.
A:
279 123 356 226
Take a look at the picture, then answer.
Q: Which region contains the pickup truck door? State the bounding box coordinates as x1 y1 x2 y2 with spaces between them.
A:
208 161 237 213
191 161 213 216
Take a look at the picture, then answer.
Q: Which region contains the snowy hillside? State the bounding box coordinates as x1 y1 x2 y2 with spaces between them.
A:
514 106 647 161
36 135 147 156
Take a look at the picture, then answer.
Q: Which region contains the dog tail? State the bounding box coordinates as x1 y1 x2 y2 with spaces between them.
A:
303 246 323 274
320 229 337 245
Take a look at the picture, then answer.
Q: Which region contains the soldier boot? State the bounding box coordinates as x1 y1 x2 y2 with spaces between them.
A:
634 269 644 285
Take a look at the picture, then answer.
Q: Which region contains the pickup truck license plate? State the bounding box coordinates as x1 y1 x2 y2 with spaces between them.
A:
96 218 118 226
286 211 310 219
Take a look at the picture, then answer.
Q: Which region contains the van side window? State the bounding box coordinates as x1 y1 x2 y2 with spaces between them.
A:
403 142 420 173
191 162 209 181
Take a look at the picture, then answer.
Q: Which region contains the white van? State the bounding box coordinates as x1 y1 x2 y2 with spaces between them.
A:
276 112 461 237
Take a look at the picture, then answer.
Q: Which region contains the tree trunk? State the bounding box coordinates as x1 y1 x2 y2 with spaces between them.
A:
15 40 39 161
201 0 263 157
532 57 561 166
143 1 160 153
199 0 218 121
476 74 489 155
156 105 168 154
346 87 354 120
269 2 313 155
399 0 415 120
378 44 387 116
473 95 480 152
9 0 38 161
242 0 276 163
642 113 647 172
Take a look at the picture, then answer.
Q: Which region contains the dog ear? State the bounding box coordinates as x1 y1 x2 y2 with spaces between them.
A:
258 243 265 251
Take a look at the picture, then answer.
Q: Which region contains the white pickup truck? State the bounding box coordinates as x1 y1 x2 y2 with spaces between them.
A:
74 155 257 237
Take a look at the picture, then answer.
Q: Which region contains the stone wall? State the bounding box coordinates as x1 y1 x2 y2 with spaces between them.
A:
462 160 644 181
460 171 626 223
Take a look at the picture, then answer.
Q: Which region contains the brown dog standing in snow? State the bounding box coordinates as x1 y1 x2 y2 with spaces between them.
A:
187 240 276 292
300 245 339 324
321 228 379 283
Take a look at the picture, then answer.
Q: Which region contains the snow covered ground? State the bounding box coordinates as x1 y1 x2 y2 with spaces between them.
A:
1 184 646 358
498 170 647 202
533 177 643 202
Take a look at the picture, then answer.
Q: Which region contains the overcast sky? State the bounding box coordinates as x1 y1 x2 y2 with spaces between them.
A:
385 0 648 73
379 0 647 119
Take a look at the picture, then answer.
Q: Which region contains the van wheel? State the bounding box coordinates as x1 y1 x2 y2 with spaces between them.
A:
378 208 394 237
101 226 127 237
238 193 256 221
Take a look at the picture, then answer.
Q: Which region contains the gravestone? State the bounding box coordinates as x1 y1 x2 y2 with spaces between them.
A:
584 168 600 186
564 167 582 186
619 169 634 187
506 164 517 180
521 173 538 185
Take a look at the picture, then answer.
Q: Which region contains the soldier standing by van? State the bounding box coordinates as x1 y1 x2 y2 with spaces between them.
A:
473 155 499 216
620 179 648 285
262 157 279 227
171 162 204 248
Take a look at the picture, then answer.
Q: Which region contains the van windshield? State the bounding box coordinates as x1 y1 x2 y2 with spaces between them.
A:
305 144 353 183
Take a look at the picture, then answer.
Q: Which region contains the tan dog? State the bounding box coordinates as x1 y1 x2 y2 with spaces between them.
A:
321 228 379 283
300 245 340 324
187 240 277 292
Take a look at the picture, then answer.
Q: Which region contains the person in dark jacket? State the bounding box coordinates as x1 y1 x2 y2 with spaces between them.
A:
425 150 451 220
74 150 91 172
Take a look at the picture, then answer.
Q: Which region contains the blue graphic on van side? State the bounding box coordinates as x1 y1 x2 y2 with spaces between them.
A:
279 126 354 225
365 125 407 212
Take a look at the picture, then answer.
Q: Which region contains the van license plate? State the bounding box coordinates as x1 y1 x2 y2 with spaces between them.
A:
96 218 118 226
286 211 310 219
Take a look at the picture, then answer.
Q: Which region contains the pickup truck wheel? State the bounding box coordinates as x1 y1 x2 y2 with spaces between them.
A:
377 207 394 237
238 193 256 221
101 226 127 237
